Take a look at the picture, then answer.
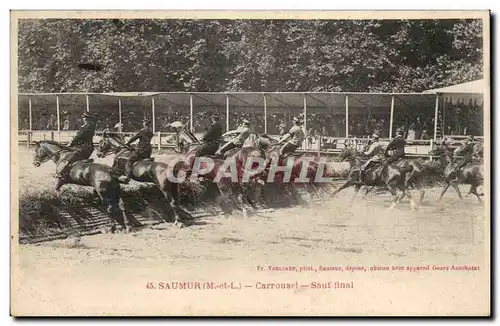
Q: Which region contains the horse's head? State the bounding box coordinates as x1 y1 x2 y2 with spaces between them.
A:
255 134 278 151
32 141 57 167
96 133 117 158
338 147 358 162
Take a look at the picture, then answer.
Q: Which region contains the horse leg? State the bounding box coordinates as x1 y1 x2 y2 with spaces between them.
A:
387 183 401 210
118 197 130 233
161 186 184 229
439 183 451 202
362 186 375 199
450 181 463 200
402 185 417 211
236 188 249 219
350 184 361 204
216 183 233 216
309 183 324 204
470 184 483 204
332 180 354 197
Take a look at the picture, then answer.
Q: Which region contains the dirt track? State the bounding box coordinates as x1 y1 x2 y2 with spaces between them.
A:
13 147 488 316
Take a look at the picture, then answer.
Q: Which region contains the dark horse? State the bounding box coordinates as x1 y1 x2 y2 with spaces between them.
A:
332 147 417 210
429 145 484 203
96 133 187 228
32 140 131 232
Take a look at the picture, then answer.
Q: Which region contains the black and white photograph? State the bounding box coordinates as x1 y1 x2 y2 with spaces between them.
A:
10 11 490 316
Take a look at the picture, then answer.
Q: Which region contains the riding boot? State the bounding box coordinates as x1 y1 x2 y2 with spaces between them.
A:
215 142 232 156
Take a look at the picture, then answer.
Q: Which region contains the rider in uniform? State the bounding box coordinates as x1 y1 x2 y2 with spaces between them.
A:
55 112 96 188
122 117 153 183
359 133 385 182
452 135 475 181
277 116 305 156
384 128 406 164
439 137 454 157
215 118 251 156
198 113 223 156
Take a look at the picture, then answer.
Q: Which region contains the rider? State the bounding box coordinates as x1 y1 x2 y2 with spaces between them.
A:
359 133 385 182
198 113 224 156
215 118 251 156
122 117 154 183
55 112 97 187
277 116 305 156
452 135 475 180
384 128 406 164
439 137 454 157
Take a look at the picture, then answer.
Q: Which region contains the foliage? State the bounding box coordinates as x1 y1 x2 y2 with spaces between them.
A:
18 19 483 93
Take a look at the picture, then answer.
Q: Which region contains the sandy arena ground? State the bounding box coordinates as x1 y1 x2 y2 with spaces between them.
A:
12 147 489 316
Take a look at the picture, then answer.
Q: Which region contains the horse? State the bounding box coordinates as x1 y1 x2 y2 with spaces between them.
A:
190 156 259 218
429 145 484 204
32 140 131 232
96 133 188 228
243 134 336 203
332 147 417 210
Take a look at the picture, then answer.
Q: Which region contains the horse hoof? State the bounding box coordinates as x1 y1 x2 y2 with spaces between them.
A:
174 221 185 229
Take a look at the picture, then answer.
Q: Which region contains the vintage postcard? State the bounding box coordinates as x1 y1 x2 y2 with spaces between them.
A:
10 10 490 316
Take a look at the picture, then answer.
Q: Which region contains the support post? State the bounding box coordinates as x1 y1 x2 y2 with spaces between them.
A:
433 94 439 141
157 131 161 151
263 94 267 134
85 94 90 112
389 95 395 139
151 97 156 133
226 94 230 131
442 96 446 137
28 97 32 131
189 94 194 132
28 97 32 148
118 98 122 133
303 94 307 150
56 95 61 142
345 94 349 138
252 106 256 133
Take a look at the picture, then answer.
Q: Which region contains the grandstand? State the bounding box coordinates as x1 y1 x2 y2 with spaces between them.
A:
17 89 484 156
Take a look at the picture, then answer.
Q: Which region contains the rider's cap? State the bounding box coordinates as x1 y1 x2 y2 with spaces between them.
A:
170 121 183 128
372 133 380 139
142 117 151 123
242 119 250 124
211 112 220 119
293 116 303 123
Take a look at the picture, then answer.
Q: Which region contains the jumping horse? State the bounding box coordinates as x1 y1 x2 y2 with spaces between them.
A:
96 133 188 228
32 140 131 232
333 147 417 210
429 145 484 204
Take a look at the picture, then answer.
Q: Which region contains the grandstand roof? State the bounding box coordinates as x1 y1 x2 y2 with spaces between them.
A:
17 92 442 114
423 78 485 105
423 78 486 94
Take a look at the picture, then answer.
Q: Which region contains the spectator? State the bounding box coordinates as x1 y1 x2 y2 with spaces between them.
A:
63 117 70 130
407 123 416 141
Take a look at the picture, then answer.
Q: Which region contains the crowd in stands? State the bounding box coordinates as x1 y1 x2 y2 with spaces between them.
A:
18 102 483 141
